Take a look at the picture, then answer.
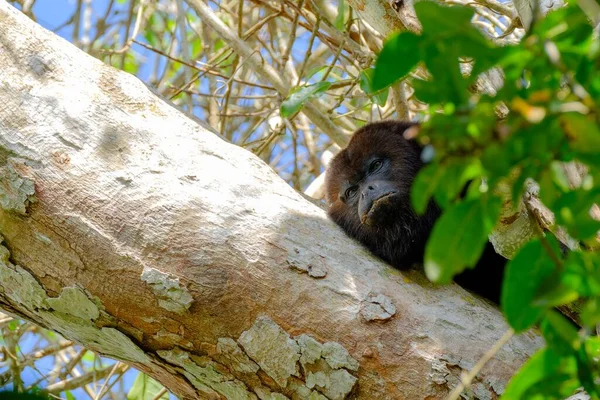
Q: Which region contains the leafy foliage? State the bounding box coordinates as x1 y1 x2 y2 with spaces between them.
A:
425 195 501 283
374 1 600 398
280 82 332 117
127 373 168 400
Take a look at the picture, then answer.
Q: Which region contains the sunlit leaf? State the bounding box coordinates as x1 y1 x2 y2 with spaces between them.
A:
359 68 389 106
581 297 600 327
502 238 561 332
424 195 501 283
540 310 580 355
280 82 331 117
372 32 422 91
334 0 348 31
502 347 577 399
561 113 600 166
553 189 600 240
127 373 168 400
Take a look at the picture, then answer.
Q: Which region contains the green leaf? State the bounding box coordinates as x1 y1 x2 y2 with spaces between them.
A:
581 297 600 327
576 341 600 397
502 238 561 332
191 37 203 57
424 195 501 283
583 336 600 392
373 2 504 101
540 310 580 355
123 53 140 74
553 189 600 240
502 347 577 399
417 2 503 91
533 2 591 44
359 68 376 94
411 164 443 214
531 271 579 308
373 90 389 107
481 143 512 179
334 0 347 31
280 82 331 117
433 159 483 209
359 68 389 106
127 373 168 400
534 251 600 312
413 48 469 105
537 166 565 211
504 117 565 166
561 113 600 166
549 162 571 192
304 65 328 80
372 32 422 91
144 30 159 48
563 251 600 297
410 158 483 213
416 2 477 42
520 375 580 400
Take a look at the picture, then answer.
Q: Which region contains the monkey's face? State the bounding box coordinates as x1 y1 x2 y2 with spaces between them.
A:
332 156 403 228
324 121 425 249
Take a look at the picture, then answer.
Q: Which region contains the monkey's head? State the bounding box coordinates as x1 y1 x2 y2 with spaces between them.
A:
325 120 439 267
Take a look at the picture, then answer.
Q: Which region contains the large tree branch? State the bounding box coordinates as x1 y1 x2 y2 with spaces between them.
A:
0 3 541 399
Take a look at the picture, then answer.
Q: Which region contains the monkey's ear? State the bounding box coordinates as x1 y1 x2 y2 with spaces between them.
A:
402 124 420 140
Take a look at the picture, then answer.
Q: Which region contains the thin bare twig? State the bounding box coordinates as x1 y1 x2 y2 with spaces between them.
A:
447 329 515 400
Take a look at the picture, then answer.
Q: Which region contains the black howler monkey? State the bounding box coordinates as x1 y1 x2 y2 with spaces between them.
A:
325 120 506 303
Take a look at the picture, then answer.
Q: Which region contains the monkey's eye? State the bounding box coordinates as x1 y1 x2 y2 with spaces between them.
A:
344 186 358 199
369 159 383 174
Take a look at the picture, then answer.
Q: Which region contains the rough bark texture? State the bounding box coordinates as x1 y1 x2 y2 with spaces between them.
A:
0 3 543 399
345 0 421 34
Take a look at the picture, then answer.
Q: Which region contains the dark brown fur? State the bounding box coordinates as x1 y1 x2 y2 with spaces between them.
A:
325 120 505 302
325 120 440 267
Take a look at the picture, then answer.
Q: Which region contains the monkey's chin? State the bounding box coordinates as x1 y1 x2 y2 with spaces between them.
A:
360 192 398 226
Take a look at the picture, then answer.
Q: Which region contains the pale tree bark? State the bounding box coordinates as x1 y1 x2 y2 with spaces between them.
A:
511 0 565 29
0 3 543 400
345 0 421 34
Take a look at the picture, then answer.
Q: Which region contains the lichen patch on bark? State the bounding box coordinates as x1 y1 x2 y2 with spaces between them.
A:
0 239 48 310
157 347 254 399
238 316 301 387
0 239 149 365
140 266 193 314
0 163 36 215
236 316 359 399
47 286 100 320
360 292 396 321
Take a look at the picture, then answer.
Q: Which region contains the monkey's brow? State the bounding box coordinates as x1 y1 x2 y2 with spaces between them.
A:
345 173 362 187
352 166 367 181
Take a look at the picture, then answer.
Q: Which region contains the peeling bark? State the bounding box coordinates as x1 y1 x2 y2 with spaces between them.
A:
0 3 544 399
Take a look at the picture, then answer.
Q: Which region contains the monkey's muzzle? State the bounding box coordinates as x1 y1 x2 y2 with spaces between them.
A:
360 191 398 226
